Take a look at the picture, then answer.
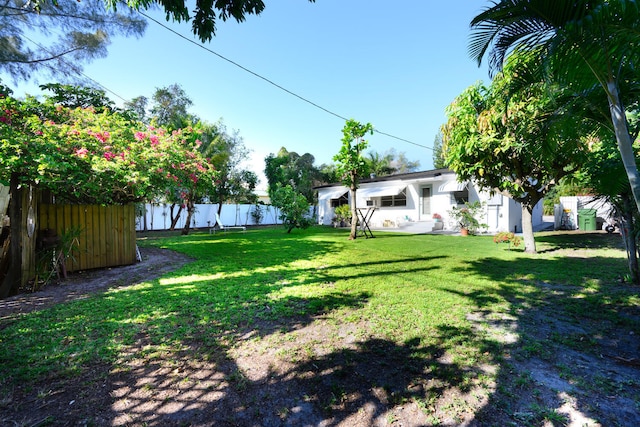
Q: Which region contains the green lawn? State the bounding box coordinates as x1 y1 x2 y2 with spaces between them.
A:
1 226 638 426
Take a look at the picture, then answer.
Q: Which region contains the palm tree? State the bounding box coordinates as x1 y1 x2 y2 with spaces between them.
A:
469 0 640 212
365 151 396 178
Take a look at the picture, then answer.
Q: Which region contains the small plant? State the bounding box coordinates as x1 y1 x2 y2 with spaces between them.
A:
33 226 83 290
448 201 487 235
250 204 264 225
270 185 313 233
432 213 442 221
333 204 351 227
493 231 521 249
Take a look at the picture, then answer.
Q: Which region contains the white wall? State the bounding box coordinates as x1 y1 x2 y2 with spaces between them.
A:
317 177 543 234
557 196 613 230
136 203 284 231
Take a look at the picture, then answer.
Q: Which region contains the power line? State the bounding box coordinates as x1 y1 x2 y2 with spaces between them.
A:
373 129 432 150
21 33 129 103
139 11 433 152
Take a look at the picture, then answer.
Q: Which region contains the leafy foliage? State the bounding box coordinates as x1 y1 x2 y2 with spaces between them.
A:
333 204 351 225
333 119 373 239
432 131 447 169
270 185 312 233
493 231 522 249
104 0 316 42
0 87 215 205
1 0 146 81
198 121 257 210
264 147 320 204
149 83 198 131
469 0 640 214
448 201 488 235
442 50 589 252
364 148 420 177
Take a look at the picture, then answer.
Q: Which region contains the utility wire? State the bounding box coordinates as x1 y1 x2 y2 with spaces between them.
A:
21 34 129 103
139 11 433 151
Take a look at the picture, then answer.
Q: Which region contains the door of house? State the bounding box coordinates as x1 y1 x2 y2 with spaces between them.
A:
420 186 432 220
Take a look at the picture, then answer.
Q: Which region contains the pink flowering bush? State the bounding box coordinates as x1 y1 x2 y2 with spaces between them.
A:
0 89 216 205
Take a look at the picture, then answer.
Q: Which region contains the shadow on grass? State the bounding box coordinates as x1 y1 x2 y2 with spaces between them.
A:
0 231 454 425
447 253 640 426
3 231 638 426
535 231 625 253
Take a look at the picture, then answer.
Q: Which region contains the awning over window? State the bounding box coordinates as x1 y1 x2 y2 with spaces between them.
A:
358 185 406 198
319 188 348 200
438 180 468 192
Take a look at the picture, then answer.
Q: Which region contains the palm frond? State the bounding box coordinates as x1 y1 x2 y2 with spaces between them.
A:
469 0 595 75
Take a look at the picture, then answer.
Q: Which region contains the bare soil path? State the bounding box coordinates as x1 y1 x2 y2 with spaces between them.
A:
0 247 192 319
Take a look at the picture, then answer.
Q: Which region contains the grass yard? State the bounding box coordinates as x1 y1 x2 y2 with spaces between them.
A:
0 226 639 426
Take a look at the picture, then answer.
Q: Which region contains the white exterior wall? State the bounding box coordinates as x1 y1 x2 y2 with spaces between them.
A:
316 172 543 233
317 186 349 226
557 196 613 230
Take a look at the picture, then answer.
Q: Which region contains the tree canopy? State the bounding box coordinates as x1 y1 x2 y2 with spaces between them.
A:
365 149 420 177
110 0 316 42
199 121 257 214
333 119 373 240
469 0 640 213
264 147 319 204
442 52 589 253
1 0 146 81
0 84 215 205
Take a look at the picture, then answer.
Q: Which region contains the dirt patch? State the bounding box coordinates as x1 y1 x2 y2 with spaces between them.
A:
0 247 193 319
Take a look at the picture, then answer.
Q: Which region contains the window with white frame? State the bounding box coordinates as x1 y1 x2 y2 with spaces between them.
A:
379 188 407 207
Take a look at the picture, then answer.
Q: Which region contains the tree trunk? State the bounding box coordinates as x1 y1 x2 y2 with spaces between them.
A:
217 197 223 216
143 207 148 231
618 195 640 285
0 173 22 298
607 80 640 215
521 203 536 254
181 200 195 235
349 183 358 240
169 204 182 230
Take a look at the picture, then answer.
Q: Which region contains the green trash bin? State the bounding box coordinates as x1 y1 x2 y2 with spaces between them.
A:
578 209 597 231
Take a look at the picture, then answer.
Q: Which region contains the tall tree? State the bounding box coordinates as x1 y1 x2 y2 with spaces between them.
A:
364 151 395 177
318 163 340 185
442 52 588 253
264 147 319 204
387 149 420 174
1 0 145 81
149 83 198 131
573 134 640 284
39 83 114 111
432 131 446 169
123 96 149 123
333 119 374 240
469 0 640 214
198 121 257 219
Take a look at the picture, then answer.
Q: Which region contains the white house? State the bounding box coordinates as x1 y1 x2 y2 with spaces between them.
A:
316 168 543 233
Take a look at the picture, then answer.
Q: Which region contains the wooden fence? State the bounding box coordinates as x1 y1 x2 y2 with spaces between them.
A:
38 204 137 273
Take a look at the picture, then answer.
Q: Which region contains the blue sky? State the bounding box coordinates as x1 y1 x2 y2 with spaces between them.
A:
5 0 490 189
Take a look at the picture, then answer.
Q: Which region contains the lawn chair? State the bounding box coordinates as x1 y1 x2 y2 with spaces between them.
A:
210 213 246 234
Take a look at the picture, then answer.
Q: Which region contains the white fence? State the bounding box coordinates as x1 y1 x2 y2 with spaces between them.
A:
136 203 284 231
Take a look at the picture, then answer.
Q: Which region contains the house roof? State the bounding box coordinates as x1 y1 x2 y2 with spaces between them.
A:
314 168 454 190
